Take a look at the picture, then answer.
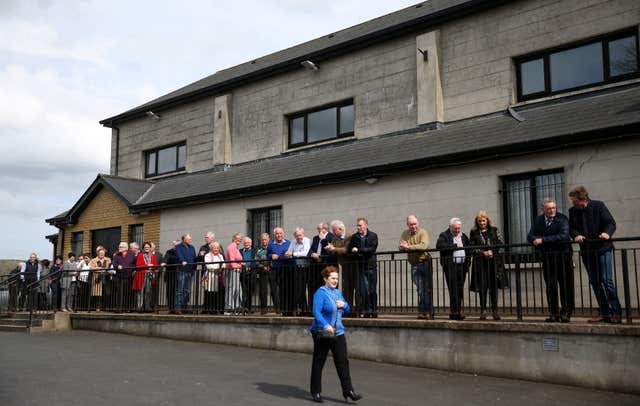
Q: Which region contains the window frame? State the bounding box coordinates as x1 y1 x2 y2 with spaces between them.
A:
128 224 144 248
71 231 84 257
501 168 565 246
144 142 187 178
515 28 640 102
247 206 283 249
287 100 355 148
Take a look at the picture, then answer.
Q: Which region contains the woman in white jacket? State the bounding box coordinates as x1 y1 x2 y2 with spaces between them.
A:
202 242 225 314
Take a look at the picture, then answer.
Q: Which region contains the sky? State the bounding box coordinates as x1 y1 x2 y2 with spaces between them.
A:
0 0 419 259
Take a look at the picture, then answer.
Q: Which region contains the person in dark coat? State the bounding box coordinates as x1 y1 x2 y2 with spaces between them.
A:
175 234 197 314
527 199 574 323
19 253 40 310
112 242 137 312
469 211 506 321
347 218 378 318
568 186 621 323
436 218 471 320
8 263 23 312
163 241 179 313
48 255 64 311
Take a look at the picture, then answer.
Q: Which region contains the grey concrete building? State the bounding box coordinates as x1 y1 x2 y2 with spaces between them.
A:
50 0 640 296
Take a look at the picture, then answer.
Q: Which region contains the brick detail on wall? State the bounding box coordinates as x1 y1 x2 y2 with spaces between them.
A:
60 187 160 257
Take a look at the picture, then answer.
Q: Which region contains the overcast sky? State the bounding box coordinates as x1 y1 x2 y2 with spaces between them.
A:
0 0 418 259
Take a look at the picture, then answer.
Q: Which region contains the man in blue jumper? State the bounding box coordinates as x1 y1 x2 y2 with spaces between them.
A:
267 227 292 316
174 234 197 314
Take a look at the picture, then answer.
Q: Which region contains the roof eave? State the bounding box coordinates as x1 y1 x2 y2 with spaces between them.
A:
100 0 509 127
129 124 640 213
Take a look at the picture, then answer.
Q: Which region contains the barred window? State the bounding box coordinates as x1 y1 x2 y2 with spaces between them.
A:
502 170 565 246
129 224 144 248
247 206 282 248
71 231 84 257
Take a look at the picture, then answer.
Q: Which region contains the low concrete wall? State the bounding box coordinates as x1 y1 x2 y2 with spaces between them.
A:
71 314 640 394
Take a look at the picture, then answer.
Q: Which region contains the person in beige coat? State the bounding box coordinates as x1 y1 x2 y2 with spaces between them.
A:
89 248 112 311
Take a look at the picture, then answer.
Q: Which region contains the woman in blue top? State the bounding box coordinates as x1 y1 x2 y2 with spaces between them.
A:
310 266 362 403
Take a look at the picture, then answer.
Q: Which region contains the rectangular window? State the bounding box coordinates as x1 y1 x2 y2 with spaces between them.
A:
128 224 144 248
516 29 639 101
145 143 186 177
502 170 565 247
288 101 354 148
247 206 282 249
71 231 84 257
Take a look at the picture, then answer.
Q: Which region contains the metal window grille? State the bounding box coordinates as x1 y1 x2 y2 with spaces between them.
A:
248 207 282 247
129 224 144 248
503 171 565 248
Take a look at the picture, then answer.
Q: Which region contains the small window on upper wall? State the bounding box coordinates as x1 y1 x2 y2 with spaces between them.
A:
288 101 354 148
145 143 186 177
516 29 639 101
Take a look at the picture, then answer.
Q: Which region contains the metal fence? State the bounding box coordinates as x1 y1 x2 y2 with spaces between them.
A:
1 238 638 327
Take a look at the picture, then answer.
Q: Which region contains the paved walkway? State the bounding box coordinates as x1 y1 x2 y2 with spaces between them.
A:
0 331 637 405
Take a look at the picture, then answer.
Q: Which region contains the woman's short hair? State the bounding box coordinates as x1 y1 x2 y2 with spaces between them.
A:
209 242 221 251
473 210 493 229
569 185 589 201
321 266 339 279
142 241 152 249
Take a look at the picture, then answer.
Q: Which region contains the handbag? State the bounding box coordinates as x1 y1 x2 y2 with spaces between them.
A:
316 288 338 341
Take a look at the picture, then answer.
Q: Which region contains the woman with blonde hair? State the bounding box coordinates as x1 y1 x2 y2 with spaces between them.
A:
469 210 508 320
89 248 111 312
203 242 225 314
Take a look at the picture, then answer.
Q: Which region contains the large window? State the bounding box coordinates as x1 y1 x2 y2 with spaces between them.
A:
288 101 354 148
71 231 84 256
128 224 144 248
247 206 282 249
502 170 566 246
516 30 639 101
145 143 186 177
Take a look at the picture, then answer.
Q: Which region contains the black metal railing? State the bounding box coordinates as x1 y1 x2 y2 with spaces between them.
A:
2 238 638 327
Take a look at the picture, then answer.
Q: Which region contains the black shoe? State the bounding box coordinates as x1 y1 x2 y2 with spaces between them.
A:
559 315 570 323
343 390 362 402
545 316 559 323
311 393 323 403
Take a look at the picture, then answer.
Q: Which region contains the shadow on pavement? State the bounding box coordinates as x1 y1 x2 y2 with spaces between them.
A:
254 382 344 403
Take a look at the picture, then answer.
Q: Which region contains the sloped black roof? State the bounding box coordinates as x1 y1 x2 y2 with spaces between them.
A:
128 85 640 212
45 175 154 226
100 0 508 125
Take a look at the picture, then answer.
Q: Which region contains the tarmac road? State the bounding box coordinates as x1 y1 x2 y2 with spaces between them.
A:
0 330 637 406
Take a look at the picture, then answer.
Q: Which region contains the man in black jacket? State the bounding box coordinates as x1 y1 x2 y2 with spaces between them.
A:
568 186 621 323
348 218 379 318
307 223 334 311
527 199 574 323
436 218 470 320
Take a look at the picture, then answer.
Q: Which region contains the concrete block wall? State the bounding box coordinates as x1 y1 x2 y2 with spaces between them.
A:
439 0 640 121
112 96 215 179
108 0 640 177
159 138 640 253
229 34 417 164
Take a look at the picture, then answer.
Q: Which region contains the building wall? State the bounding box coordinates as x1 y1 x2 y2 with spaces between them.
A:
110 0 640 177
112 96 215 179
439 0 640 121
61 188 161 256
159 138 640 252
229 34 417 164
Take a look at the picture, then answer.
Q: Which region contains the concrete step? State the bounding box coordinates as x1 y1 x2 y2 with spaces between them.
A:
0 318 41 327
0 324 28 332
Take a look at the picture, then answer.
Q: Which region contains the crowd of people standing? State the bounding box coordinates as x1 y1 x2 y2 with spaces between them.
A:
5 185 623 324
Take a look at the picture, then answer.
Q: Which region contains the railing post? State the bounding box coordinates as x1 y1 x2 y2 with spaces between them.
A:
620 249 633 324
514 254 523 321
